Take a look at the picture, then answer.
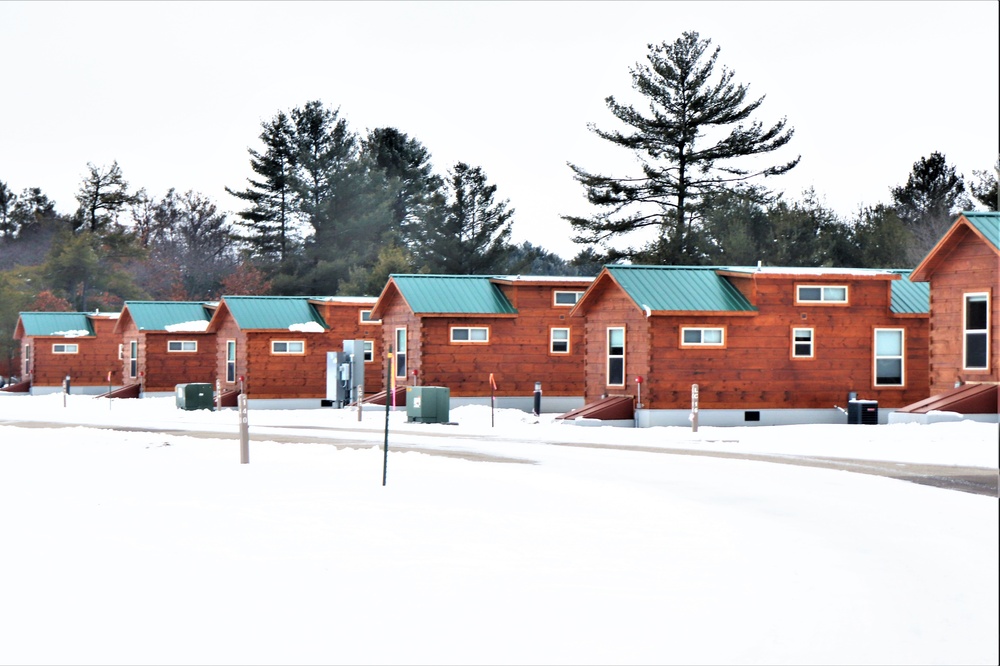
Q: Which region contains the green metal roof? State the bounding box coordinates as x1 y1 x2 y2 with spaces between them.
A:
389 275 518 314
604 266 757 313
887 270 930 315
962 210 1000 251
123 301 213 331
221 296 328 330
18 312 95 337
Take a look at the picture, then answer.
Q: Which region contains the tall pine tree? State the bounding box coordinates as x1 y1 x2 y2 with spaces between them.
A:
564 32 799 265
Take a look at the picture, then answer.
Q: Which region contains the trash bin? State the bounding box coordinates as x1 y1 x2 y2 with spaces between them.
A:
847 399 878 424
406 386 450 423
176 383 215 411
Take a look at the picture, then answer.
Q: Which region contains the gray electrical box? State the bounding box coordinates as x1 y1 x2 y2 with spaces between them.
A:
325 340 367 408
406 386 450 423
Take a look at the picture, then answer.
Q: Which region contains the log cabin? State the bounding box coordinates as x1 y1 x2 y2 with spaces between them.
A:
12 311 122 395
899 211 1000 421
114 301 218 397
205 295 380 408
568 265 930 426
368 274 594 412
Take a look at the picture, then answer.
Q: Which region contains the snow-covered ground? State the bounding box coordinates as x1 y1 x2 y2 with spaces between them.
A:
1 392 997 666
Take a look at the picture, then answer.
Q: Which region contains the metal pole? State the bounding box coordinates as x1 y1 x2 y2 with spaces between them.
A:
357 379 363 422
383 345 392 486
691 383 699 433
533 381 542 417
238 393 249 464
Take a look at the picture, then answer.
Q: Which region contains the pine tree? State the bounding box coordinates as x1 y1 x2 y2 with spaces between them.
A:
226 111 299 262
891 151 971 263
564 32 799 265
412 163 515 275
73 161 134 232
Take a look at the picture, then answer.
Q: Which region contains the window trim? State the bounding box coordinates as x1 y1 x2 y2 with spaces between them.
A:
226 340 236 384
360 309 379 324
363 339 374 363
795 284 849 305
873 327 905 387
450 326 490 344
394 327 407 379
271 340 306 355
791 327 814 359
553 290 585 307
963 291 990 371
52 343 79 354
607 326 625 387
23 343 31 376
680 326 726 348
167 340 198 353
129 340 138 379
550 327 570 355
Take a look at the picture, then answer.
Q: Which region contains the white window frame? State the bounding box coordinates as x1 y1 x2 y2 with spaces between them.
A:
363 340 374 363
792 327 814 359
360 309 379 324
554 290 584 307
129 340 138 379
395 328 407 378
52 343 79 354
607 327 625 387
23 343 31 376
681 327 725 347
167 340 198 353
874 328 904 387
118 343 123 360
450 326 489 343
550 327 570 354
271 340 305 354
796 285 848 304
226 340 236 384
963 292 989 370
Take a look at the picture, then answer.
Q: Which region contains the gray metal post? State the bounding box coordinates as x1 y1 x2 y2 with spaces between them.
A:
238 393 249 464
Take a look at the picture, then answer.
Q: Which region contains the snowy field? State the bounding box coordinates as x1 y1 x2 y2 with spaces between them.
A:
0 392 997 666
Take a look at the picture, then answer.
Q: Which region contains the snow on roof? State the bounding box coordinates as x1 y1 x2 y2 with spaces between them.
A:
164 320 210 333
289 322 326 333
720 266 899 276
49 329 91 337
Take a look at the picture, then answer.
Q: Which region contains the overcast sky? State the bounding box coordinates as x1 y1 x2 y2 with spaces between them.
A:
1 0 997 260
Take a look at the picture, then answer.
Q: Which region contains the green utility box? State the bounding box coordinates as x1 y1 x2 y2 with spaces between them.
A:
176 383 215 411
406 386 450 423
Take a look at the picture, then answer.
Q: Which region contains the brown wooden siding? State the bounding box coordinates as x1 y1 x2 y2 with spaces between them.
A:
582 274 929 410
24 317 121 388
925 231 1000 393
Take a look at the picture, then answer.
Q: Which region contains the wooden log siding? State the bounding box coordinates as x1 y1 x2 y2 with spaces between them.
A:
581 273 929 410
924 229 999 393
139 333 216 392
214 315 246 391
27 317 121 388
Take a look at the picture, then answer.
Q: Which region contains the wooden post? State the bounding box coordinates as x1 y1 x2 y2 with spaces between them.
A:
238 393 249 464
691 383 699 433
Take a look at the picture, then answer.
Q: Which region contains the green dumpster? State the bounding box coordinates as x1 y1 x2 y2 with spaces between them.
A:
406 386 450 423
176 383 215 410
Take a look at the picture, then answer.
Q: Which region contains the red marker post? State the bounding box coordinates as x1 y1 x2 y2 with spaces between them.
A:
489 373 497 427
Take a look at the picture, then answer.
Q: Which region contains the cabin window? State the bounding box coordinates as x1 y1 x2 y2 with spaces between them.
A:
792 328 814 358
554 291 584 306
796 285 848 304
964 293 989 370
874 328 904 386
550 327 570 354
395 328 407 378
118 343 123 360
271 340 305 354
363 340 374 363
129 340 138 379
681 327 725 347
167 340 198 352
226 340 236 383
360 310 379 324
52 343 79 354
23 344 30 376
607 327 625 386
451 326 489 343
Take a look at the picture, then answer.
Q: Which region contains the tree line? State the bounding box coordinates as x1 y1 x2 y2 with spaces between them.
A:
2 31 997 378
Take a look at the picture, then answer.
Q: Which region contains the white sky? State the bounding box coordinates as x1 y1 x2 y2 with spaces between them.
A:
0 393 997 664
1 1 998 260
